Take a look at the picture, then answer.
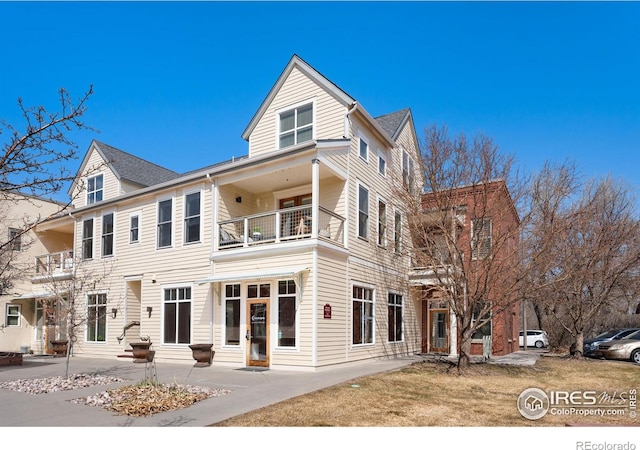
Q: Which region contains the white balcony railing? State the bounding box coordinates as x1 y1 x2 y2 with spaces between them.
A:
218 206 344 250
34 251 74 277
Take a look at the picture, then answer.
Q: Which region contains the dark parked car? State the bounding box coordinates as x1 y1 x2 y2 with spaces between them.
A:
582 328 640 357
594 330 640 363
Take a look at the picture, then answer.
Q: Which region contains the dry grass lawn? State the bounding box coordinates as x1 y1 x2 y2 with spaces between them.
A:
214 355 639 427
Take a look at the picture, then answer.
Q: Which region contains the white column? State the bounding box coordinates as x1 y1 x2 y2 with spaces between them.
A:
311 158 320 239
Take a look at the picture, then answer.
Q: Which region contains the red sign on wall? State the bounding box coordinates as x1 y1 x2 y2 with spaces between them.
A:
323 303 332 319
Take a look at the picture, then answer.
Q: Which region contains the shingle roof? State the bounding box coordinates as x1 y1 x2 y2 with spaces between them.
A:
93 141 180 187
375 108 411 141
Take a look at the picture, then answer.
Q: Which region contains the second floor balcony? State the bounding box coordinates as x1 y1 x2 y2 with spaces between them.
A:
218 205 345 250
33 250 74 283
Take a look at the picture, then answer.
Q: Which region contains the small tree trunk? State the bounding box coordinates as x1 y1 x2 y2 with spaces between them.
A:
458 328 473 371
573 331 584 358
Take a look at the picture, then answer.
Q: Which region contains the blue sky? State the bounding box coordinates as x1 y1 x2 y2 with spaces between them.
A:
1 1 639 202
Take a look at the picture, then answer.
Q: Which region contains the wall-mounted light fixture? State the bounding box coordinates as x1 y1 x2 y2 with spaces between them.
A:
147 306 153 318
111 308 118 319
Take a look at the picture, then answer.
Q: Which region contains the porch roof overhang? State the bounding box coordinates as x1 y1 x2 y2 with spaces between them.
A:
13 291 56 300
195 266 309 285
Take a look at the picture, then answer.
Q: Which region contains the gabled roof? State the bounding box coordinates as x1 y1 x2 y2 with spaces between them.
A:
93 141 180 187
241 54 396 149
68 140 180 196
242 54 355 141
375 108 412 141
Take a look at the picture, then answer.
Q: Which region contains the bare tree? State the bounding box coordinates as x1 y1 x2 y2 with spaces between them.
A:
40 255 116 377
528 169 640 357
406 125 527 370
0 87 95 295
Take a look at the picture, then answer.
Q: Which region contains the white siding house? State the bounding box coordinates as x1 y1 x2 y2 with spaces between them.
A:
13 55 424 370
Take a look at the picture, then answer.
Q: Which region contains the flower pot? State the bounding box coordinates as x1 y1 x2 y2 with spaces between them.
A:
189 343 214 367
50 339 68 357
129 342 152 363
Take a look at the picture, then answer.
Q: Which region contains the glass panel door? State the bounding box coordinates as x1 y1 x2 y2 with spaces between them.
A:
247 300 269 367
430 309 449 353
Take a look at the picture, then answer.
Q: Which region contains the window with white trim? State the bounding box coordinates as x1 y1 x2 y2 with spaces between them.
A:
278 280 296 347
359 137 368 162
378 154 386 177
471 217 492 260
184 191 201 244
472 307 492 340
101 213 114 257
378 198 387 247
388 293 403 342
352 285 374 345
6 304 20 326
87 174 103 204
224 284 240 346
86 293 106 342
402 149 415 192
130 212 140 244
279 102 313 149
394 211 402 253
157 198 172 248
8 228 21 251
82 218 93 260
163 286 191 344
358 183 369 240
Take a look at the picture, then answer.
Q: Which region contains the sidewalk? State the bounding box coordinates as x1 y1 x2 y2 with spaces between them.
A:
0 350 541 427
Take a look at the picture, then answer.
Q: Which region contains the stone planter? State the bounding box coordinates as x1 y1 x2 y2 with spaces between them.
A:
189 343 214 367
0 352 23 366
50 340 68 357
129 342 153 363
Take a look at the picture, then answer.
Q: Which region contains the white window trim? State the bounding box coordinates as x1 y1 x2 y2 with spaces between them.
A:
377 195 388 248
222 283 242 349
387 291 404 344
275 98 316 149
183 187 203 245
274 279 299 352
401 148 415 192
101 210 116 258
6 304 21 327
160 283 193 346
393 209 402 254
156 195 175 249
84 291 108 344
378 151 387 177
129 211 141 245
86 172 105 205
358 135 369 163
81 215 95 261
351 282 376 347
357 181 370 241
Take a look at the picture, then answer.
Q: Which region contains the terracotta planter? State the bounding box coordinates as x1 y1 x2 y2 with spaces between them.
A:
50 340 68 357
129 342 153 363
189 343 214 367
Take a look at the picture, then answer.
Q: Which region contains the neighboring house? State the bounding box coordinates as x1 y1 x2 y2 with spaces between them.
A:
410 180 521 357
0 192 68 354
34 55 425 369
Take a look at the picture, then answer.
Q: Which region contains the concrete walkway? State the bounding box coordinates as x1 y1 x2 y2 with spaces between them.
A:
0 350 542 427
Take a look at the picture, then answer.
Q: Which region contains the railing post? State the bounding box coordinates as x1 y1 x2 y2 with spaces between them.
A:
311 158 320 239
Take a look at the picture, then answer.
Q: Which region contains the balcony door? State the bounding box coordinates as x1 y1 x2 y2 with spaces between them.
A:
280 193 312 237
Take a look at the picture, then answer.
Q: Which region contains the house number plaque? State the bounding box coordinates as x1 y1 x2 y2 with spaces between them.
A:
323 303 332 319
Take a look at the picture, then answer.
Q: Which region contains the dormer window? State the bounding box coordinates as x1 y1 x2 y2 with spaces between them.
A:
87 174 103 204
279 102 313 149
